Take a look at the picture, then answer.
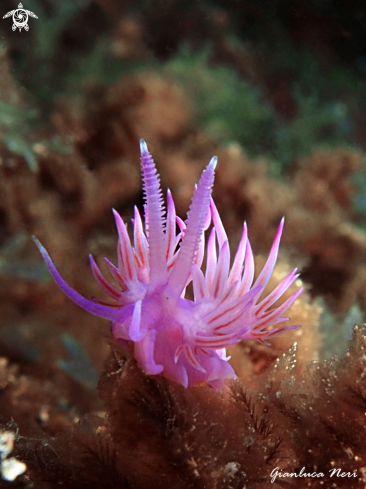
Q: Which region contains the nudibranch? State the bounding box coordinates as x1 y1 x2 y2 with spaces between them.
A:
34 140 303 388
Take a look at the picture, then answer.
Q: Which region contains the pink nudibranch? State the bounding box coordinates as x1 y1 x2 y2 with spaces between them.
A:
34 140 303 388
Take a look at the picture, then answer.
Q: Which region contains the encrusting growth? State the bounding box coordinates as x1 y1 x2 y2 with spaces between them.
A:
34 140 303 387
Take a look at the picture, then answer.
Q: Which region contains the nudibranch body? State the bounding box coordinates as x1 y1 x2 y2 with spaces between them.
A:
35 140 302 388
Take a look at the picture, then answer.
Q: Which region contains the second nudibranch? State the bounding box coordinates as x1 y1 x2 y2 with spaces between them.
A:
35 140 303 388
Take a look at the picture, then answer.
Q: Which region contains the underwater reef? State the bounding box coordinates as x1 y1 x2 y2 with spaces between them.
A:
1 1 366 487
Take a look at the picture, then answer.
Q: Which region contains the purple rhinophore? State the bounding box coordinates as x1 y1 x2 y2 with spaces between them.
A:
34 140 303 388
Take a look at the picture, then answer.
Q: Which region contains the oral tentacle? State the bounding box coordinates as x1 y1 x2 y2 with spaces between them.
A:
33 237 120 321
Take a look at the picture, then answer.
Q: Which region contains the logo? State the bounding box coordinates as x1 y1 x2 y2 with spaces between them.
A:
3 3 38 31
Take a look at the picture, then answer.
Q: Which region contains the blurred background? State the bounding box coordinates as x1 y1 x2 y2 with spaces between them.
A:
1 0 366 398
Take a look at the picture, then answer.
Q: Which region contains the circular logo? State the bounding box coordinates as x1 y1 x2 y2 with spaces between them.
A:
12 8 29 31
3 3 38 32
